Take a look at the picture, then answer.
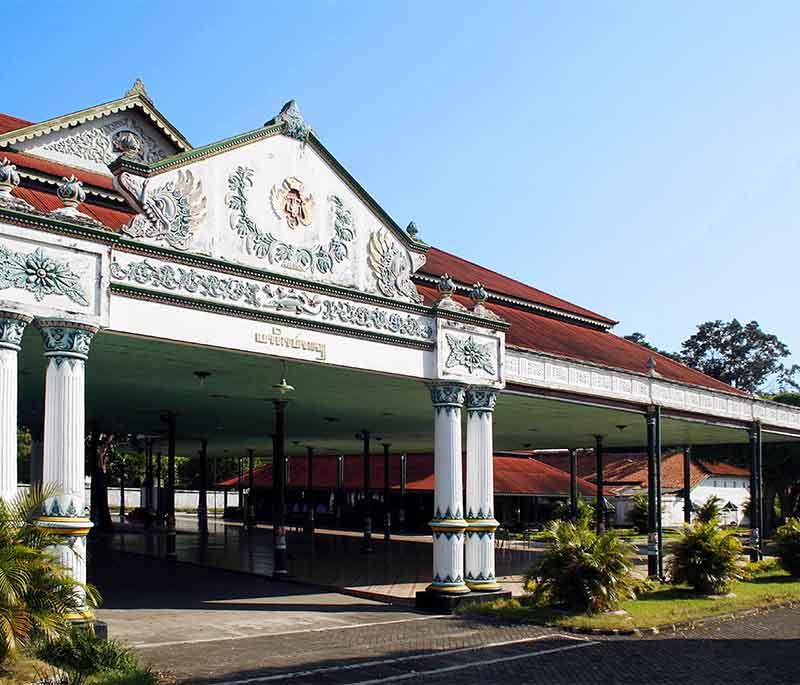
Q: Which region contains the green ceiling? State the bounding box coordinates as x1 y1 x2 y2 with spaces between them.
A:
14 328 795 459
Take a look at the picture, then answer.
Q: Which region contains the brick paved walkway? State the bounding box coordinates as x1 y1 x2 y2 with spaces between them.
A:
91 549 800 684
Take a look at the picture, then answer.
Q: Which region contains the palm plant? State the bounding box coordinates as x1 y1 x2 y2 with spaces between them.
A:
668 522 742 594
526 520 637 613
774 517 800 576
695 495 724 524
0 485 99 661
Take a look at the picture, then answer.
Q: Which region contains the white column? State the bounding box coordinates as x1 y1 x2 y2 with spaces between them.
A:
35 319 97 623
465 387 501 591
0 312 32 502
428 383 469 595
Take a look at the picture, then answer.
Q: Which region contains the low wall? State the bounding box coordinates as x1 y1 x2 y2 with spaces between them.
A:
17 484 240 512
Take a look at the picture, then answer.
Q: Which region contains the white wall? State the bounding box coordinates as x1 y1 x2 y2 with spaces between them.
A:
17 484 239 512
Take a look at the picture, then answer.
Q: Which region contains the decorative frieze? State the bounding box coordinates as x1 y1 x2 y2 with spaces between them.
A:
445 334 495 375
110 254 435 342
0 241 89 307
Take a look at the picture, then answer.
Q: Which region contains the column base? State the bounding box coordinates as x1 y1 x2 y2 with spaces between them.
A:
425 581 471 596
416 589 511 613
65 608 95 624
466 580 502 592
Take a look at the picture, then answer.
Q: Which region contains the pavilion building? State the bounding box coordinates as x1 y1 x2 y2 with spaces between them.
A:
0 81 798 619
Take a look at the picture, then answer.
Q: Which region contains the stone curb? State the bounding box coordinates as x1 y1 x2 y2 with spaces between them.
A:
561 599 800 637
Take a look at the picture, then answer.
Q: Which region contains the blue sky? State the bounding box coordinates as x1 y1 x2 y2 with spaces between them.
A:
6 2 799 373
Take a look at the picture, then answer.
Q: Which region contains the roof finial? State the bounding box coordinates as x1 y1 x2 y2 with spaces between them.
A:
646 356 660 378
274 100 311 143
406 221 419 240
126 78 150 100
51 175 103 227
0 158 33 211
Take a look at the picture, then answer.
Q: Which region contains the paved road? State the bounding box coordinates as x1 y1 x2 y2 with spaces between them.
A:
90 548 800 684
143 606 800 684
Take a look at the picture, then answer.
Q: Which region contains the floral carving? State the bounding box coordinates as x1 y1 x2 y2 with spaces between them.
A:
0 243 88 306
275 100 311 143
226 166 354 274
40 116 169 165
110 258 434 341
367 229 422 303
37 322 96 363
445 334 495 375
428 383 466 407
120 170 207 251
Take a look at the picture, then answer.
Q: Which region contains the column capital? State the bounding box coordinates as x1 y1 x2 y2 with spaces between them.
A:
465 386 497 413
0 310 33 351
428 382 466 408
35 319 98 362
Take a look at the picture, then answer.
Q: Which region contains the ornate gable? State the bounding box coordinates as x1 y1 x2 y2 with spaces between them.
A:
112 102 427 304
0 81 188 176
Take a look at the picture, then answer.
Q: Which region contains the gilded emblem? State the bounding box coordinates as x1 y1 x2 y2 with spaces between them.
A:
270 176 315 229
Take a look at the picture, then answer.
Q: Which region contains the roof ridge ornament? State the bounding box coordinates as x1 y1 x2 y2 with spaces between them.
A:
51 176 103 228
0 158 33 210
434 273 468 313
125 78 150 100
274 100 312 143
646 356 661 378
469 281 504 322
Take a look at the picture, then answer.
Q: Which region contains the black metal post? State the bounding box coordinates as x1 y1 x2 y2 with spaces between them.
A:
361 430 373 552
683 445 692 524
594 436 604 534
156 451 163 525
646 407 659 578
749 422 763 561
238 455 244 522
336 454 344 527
119 455 126 522
383 443 391 541
145 438 154 528
757 422 765 548
162 412 177 561
272 400 289 576
198 438 209 535
247 448 256 529
569 448 578 521
655 405 664 578
306 446 315 534
399 453 407 528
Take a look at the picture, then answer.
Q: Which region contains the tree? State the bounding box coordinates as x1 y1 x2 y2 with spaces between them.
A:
623 333 679 360
630 493 649 533
679 319 799 393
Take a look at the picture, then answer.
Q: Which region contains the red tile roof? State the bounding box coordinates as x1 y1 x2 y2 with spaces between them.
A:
2 150 116 191
218 453 596 497
12 186 134 230
420 247 616 326
417 285 745 396
533 450 749 494
0 113 31 134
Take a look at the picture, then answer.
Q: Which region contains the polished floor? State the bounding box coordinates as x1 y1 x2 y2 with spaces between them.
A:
101 513 533 602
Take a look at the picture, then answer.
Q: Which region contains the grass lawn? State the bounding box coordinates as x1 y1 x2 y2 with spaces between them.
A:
460 569 800 631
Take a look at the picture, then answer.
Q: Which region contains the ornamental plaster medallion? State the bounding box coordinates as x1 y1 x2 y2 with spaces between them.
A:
227 166 355 274
0 242 89 306
445 334 495 375
270 177 315 229
120 170 207 251
367 229 422 303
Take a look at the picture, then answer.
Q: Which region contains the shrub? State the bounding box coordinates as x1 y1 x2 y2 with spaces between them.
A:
668 522 742 594
774 517 800 577
695 496 724 524
35 627 140 675
740 558 779 581
525 520 637 613
0 486 99 661
550 498 594 527
630 493 648 533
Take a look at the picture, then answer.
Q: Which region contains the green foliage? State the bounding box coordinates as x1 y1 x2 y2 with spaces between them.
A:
740 558 779 580
35 626 140 676
630 493 649 533
695 495 723 524
550 498 594 526
0 485 98 662
679 319 798 393
668 522 743 595
774 517 800 576
525 520 637 613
